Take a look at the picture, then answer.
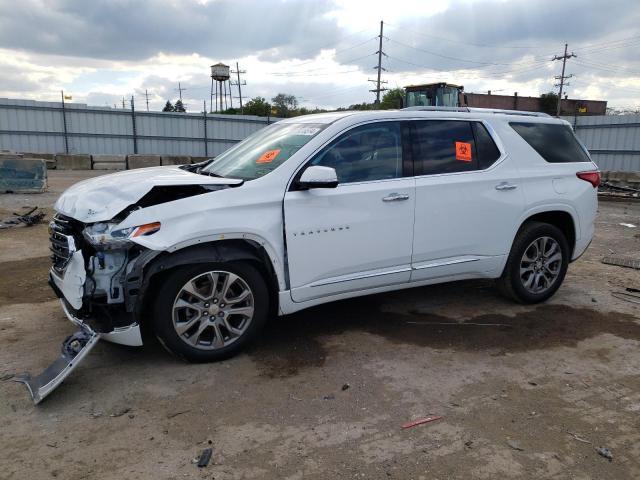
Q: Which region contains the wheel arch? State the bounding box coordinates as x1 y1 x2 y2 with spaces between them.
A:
515 209 577 258
128 239 281 328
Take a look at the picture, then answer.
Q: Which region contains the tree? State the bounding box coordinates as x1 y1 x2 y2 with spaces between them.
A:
271 93 298 117
379 88 405 110
539 92 558 115
243 97 272 117
174 99 186 112
162 101 174 112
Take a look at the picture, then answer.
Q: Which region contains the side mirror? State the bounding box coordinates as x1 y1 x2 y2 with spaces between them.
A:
298 166 338 189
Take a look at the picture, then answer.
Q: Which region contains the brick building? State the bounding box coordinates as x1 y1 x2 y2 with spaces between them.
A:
464 92 607 115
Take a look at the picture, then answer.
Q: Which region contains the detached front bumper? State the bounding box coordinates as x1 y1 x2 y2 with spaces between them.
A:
49 260 143 347
15 252 144 405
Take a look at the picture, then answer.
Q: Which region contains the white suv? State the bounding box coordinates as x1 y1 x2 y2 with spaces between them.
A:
22 107 600 402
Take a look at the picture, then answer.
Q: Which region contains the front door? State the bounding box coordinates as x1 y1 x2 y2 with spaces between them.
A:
284 121 415 303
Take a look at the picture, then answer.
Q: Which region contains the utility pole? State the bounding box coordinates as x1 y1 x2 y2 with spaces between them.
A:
122 97 126 109
552 43 576 116
144 89 150 111
231 62 247 114
369 20 387 104
177 82 186 101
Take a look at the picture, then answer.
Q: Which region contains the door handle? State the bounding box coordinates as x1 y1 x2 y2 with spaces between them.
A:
382 193 410 202
495 182 518 191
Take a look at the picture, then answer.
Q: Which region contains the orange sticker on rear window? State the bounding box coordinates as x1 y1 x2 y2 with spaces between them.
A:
455 142 472 162
256 149 281 164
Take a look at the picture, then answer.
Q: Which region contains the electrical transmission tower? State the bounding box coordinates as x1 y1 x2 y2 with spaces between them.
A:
144 89 150 111
231 62 247 114
369 20 388 104
552 43 576 116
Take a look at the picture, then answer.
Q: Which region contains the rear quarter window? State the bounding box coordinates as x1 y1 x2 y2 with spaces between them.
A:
510 122 591 163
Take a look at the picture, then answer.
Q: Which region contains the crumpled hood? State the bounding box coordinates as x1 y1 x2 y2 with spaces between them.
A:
55 166 242 223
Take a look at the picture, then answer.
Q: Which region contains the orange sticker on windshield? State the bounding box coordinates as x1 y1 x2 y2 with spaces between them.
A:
455 142 472 162
256 149 281 164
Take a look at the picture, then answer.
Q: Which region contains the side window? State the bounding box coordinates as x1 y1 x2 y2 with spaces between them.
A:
473 122 501 169
310 122 402 183
510 122 591 163
413 120 477 175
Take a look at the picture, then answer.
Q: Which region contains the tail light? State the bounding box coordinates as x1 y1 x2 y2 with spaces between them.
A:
576 171 601 188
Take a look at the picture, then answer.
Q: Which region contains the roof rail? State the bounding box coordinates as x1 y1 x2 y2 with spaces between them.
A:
466 107 551 117
402 106 551 117
402 106 470 112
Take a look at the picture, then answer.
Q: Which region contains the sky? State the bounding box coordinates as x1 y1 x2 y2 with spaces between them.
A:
0 0 639 112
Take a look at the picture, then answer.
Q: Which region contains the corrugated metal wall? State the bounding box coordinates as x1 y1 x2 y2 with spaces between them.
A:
563 114 640 172
0 98 276 156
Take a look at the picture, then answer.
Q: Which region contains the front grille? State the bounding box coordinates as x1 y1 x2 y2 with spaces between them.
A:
50 214 83 273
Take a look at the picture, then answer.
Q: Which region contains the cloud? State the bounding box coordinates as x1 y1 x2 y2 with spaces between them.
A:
0 0 341 61
0 0 639 109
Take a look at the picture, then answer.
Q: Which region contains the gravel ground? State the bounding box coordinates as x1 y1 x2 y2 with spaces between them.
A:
1 171 639 479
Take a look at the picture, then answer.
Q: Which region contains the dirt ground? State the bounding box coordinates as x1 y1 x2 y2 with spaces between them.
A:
1 171 639 479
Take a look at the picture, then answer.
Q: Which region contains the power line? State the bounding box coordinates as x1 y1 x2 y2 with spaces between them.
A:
552 43 577 115
384 22 556 51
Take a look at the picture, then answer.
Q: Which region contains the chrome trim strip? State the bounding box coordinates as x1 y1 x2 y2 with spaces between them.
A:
411 257 480 271
309 267 411 288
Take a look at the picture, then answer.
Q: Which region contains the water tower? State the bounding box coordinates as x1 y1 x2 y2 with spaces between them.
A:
210 63 231 113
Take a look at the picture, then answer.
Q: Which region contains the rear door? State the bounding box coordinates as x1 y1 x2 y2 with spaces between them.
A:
410 119 526 281
284 121 415 302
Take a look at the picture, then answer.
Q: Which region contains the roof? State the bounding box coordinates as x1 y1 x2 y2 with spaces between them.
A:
404 82 464 90
279 107 560 126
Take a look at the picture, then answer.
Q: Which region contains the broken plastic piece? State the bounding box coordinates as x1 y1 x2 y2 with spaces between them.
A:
14 325 100 404
401 415 442 429
197 448 213 467
596 446 613 461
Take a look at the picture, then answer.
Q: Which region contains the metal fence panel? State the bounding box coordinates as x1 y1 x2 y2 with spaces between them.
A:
562 114 640 172
0 98 276 157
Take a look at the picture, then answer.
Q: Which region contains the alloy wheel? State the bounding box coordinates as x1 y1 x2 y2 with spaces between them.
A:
519 236 563 294
172 270 255 350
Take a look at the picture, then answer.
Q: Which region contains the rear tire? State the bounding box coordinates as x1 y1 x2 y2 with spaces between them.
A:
153 261 269 362
498 221 569 304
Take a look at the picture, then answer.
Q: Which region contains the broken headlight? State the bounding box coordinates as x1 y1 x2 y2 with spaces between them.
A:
83 222 161 249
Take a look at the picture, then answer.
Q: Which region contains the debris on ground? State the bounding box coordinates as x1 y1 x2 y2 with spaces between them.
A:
401 415 442 429
323 394 335 400
197 448 213 468
342 383 350 391
599 182 640 199
612 291 640 304
567 431 592 444
0 207 46 229
619 223 637 228
166 409 191 419
596 446 613 461
406 321 511 327
601 256 640 270
506 439 524 451
109 407 131 418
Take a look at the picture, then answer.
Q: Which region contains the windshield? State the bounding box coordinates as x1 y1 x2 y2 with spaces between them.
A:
202 122 327 180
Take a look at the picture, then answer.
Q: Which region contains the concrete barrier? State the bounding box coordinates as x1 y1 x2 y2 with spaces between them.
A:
603 170 640 187
23 152 56 170
0 157 47 193
161 155 190 166
55 154 92 170
92 154 126 170
127 154 161 169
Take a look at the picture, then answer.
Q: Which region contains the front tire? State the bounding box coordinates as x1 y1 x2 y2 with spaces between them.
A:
498 221 569 304
153 262 269 362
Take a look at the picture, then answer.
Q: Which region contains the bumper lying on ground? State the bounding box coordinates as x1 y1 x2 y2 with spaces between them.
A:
14 325 100 404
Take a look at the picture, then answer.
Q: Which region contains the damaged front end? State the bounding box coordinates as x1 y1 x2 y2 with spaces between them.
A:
17 213 159 404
